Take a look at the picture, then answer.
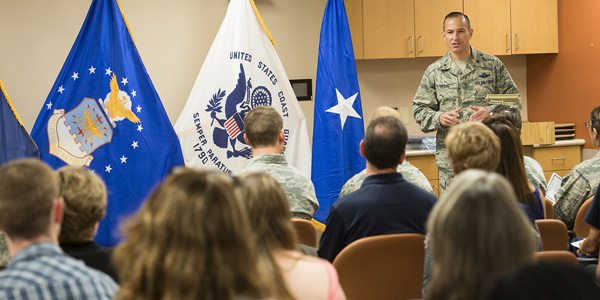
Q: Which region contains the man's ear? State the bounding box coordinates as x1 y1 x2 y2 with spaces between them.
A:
278 129 285 143
53 197 64 225
359 140 366 158
243 133 250 145
398 151 406 165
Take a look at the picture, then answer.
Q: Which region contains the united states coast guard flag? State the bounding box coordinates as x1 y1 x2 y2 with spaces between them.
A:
175 0 311 176
312 0 365 222
31 0 184 246
0 80 39 164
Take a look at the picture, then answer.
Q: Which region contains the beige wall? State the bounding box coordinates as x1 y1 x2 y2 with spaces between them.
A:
0 0 526 140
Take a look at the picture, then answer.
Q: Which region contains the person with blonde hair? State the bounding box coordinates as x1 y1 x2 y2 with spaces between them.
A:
57 166 116 280
445 121 501 174
113 169 273 300
236 172 346 300
427 170 536 300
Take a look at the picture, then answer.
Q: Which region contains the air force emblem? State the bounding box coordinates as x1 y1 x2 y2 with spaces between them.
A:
479 72 491 78
47 75 139 166
205 63 272 159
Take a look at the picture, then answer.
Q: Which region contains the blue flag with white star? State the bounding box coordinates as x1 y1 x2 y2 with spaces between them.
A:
31 0 183 246
312 0 365 223
0 80 39 164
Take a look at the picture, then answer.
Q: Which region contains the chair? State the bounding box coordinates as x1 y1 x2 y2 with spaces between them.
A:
534 250 579 267
333 233 425 300
291 218 317 247
542 196 555 219
573 197 594 238
535 219 569 251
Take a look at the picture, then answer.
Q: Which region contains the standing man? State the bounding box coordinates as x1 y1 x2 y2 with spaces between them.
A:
413 12 520 192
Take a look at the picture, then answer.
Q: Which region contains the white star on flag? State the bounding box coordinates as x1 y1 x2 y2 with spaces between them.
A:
121 77 128 85
71 72 79 80
57 86 65 93
46 102 53 110
325 89 362 129
105 165 112 173
89 66 96 74
136 105 142 113
131 140 139 149
131 90 137 97
105 67 112 76
137 124 143 132
120 155 128 164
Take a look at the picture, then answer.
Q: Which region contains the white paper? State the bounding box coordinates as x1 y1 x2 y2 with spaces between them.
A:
545 173 563 203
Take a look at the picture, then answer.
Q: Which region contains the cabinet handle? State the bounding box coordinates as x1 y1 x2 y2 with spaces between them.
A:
408 36 415 54
551 157 566 161
515 33 520 50
506 34 511 52
417 36 424 53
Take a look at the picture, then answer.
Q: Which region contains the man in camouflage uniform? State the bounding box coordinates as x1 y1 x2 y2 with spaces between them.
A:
0 234 8 268
238 106 318 220
413 12 520 192
554 106 600 228
339 106 433 197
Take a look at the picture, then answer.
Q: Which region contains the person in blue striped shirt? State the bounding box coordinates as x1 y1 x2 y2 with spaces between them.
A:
0 159 117 300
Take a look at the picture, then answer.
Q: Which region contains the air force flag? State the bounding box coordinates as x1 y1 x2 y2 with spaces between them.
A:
312 0 365 222
31 0 184 246
175 0 311 176
0 80 39 164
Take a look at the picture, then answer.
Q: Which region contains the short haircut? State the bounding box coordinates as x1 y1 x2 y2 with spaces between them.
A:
0 159 58 239
367 106 401 124
591 105 600 135
244 106 283 148
446 122 501 174
363 116 408 169
57 166 107 243
490 105 522 132
444 11 471 30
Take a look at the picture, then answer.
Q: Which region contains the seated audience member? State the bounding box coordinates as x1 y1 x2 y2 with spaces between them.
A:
0 234 8 269
0 159 117 299
236 172 346 300
555 105 600 228
578 184 600 257
482 263 600 300
490 105 548 193
57 166 116 281
484 116 545 221
238 106 318 220
114 169 273 300
427 170 536 300
445 121 501 174
318 116 436 262
339 106 432 197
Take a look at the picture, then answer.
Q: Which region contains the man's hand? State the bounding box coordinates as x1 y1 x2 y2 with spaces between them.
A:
577 227 600 256
469 106 490 122
439 107 461 127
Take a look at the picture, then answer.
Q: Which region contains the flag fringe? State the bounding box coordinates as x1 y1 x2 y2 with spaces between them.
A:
0 80 25 127
115 0 137 46
249 0 275 46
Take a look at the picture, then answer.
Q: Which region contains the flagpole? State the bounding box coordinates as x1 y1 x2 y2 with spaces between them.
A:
249 0 275 46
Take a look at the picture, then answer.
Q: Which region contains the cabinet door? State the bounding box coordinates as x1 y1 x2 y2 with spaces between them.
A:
344 0 364 59
463 0 511 56
414 0 463 57
511 0 558 54
363 0 415 59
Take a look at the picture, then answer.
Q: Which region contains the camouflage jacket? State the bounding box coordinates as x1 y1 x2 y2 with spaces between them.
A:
239 154 318 217
554 151 600 228
413 48 520 170
524 156 548 194
338 160 433 198
0 234 8 267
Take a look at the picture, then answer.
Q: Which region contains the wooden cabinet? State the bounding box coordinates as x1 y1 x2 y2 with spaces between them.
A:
532 145 581 182
511 0 558 54
405 154 440 197
347 0 558 59
464 0 557 55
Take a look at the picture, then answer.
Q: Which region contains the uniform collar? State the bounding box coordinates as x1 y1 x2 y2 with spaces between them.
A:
439 47 485 76
251 153 287 165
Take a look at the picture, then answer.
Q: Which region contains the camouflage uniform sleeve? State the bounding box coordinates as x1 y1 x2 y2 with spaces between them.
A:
306 180 319 214
413 70 444 133
338 170 367 199
486 58 521 113
554 170 592 228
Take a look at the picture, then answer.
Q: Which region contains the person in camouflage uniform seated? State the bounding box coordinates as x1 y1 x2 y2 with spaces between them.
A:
489 105 548 194
413 12 520 193
238 106 318 220
554 105 600 228
0 233 8 269
339 106 432 198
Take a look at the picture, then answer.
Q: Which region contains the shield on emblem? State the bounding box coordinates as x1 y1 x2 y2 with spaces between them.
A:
47 97 113 166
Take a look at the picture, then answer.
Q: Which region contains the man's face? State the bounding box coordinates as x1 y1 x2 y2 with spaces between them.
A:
443 16 473 57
